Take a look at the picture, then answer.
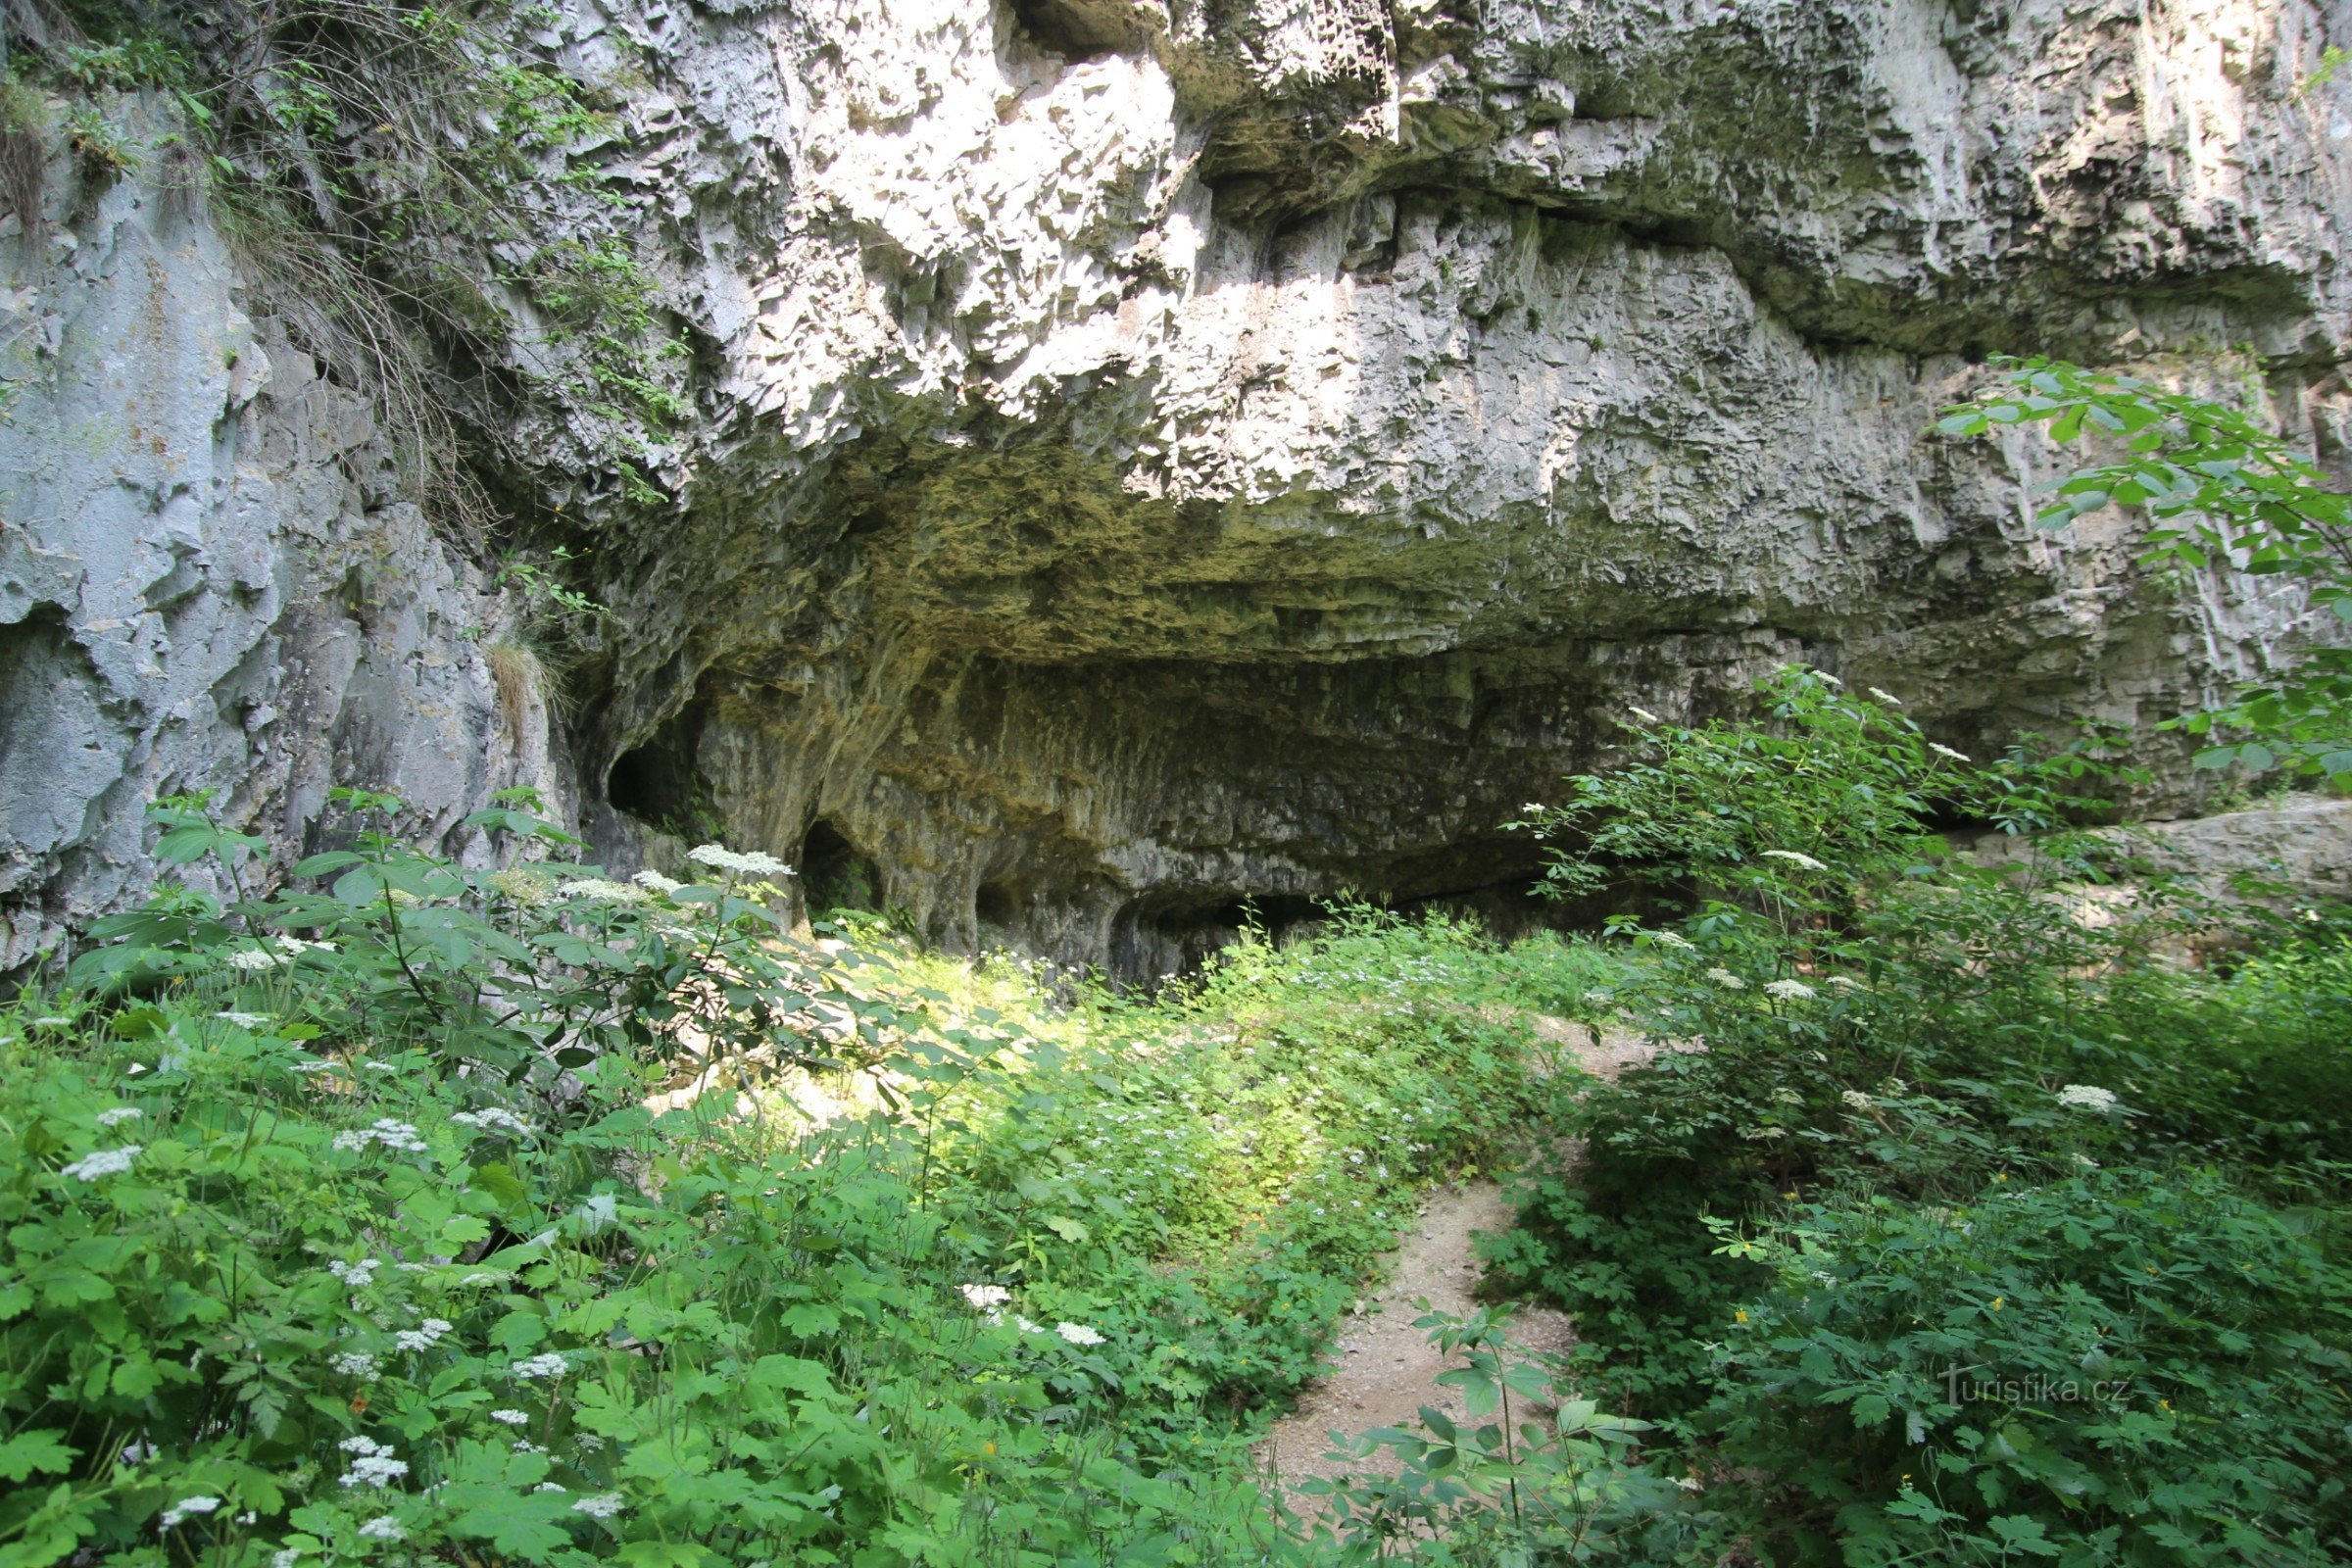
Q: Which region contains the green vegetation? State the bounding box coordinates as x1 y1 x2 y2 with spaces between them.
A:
1491 670 2352 1565
0 791 1618 1566
15 667 2344 1566
1945 358 2352 781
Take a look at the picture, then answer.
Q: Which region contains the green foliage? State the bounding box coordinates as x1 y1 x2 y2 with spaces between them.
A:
4 800 1635 1566
1706 1169 2352 1566
1943 358 2352 779
1303 1306 1707 1565
1492 668 2352 1565
496 545 613 631
68 788 854 1095
1495 670 2147 1411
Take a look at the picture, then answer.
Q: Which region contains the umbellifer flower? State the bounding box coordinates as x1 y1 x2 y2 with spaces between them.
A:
572 1494 626 1521
1929 743 1971 762
1763 978 1816 1001
557 877 648 904
2056 1084 2119 1113
1706 967 1747 990
61 1146 141 1181
159 1496 221 1532
959 1284 1012 1311
1055 1322 1105 1347
687 845 793 879
1759 850 1828 872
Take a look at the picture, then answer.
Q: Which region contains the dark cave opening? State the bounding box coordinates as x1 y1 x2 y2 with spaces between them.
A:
975 880 1023 928
608 702 713 840
802 818 881 911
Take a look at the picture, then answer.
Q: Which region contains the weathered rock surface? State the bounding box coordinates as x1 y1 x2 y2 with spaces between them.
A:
6 0 2352 975
0 130 563 970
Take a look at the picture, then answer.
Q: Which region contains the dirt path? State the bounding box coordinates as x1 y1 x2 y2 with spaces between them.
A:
1260 1020 1654 1501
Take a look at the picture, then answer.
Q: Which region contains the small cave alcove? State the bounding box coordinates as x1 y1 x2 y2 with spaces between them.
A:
801 818 881 912
974 879 1024 929
607 702 714 840
1110 890 1330 985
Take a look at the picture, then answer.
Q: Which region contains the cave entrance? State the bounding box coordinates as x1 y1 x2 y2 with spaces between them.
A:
802 818 880 912
975 880 1022 929
608 701 716 841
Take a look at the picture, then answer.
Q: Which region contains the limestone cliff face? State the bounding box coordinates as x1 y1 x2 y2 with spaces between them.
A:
4 0 2350 976
0 122 565 970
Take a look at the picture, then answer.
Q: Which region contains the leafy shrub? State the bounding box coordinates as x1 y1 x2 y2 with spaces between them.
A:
1486 668 2352 1565
1705 1168 2352 1566
1303 1306 1708 1565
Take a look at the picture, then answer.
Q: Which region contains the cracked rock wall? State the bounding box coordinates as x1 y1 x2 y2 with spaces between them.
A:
6 0 2352 977
0 129 565 971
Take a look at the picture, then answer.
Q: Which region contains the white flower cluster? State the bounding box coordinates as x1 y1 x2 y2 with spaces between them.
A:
215 1010 273 1029
557 878 648 904
687 845 794 879
1645 930 1695 951
1055 1322 1105 1347
330 1351 382 1381
959 1284 1011 1310
1813 670 1843 687
329 1258 380 1288
1929 743 1971 762
632 868 683 894
1839 1090 1875 1111
358 1517 405 1543
1628 705 1663 724
450 1107 536 1138
226 949 276 972
159 1495 220 1531
572 1494 626 1521
94 1105 142 1128
61 1146 141 1181
393 1318 454 1353
1760 850 1828 872
332 1119 427 1153
488 867 553 907
490 1408 531 1426
338 1436 408 1489
1706 967 1747 990
2056 1084 2119 1113
509 1352 570 1380
276 934 336 956
271 1547 304 1568
1763 978 1816 1001
1868 687 1904 707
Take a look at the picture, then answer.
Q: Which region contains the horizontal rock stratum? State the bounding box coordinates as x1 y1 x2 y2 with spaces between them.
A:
3 0 2348 975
